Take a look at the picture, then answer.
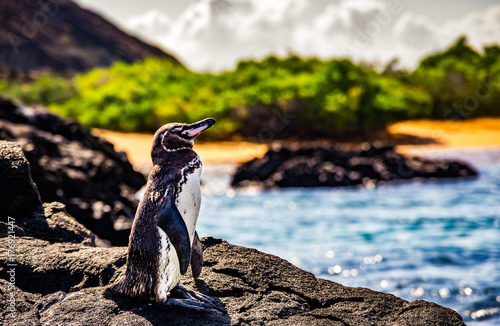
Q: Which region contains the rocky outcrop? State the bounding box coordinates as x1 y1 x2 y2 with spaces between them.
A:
232 142 478 188
0 0 179 75
0 237 465 326
0 237 122 296
0 140 96 245
0 141 42 219
0 140 95 244
15 202 96 245
0 98 146 245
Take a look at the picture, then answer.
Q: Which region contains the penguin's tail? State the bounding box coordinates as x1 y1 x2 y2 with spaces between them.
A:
104 280 126 297
103 275 156 301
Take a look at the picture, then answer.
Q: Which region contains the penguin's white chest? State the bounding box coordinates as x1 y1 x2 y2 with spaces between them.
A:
176 165 202 245
156 165 202 301
156 227 180 301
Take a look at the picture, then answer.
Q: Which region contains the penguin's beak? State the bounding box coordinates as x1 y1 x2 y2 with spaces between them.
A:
181 118 216 139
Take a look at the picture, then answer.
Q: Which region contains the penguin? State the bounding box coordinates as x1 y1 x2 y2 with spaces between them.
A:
108 118 219 310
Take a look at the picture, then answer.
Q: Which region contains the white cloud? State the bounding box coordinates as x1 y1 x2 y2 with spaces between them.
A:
392 4 500 67
125 0 500 72
447 5 500 49
127 8 171 39
292 0 403 63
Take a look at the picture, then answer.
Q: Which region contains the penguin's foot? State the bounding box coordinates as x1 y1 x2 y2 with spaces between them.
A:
161 285 226 312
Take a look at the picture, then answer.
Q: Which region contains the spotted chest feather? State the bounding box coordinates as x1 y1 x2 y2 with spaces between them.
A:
175 158 202 245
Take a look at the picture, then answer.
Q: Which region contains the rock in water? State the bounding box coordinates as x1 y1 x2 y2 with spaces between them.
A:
232 142 478 188
0 97 146 245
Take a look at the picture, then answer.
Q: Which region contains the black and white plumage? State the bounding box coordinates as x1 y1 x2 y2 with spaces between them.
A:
108 118 216 309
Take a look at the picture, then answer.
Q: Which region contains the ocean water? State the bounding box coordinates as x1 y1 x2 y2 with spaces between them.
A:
198 148 500 325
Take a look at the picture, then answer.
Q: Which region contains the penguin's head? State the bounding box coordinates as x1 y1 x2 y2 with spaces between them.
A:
152 118 216 159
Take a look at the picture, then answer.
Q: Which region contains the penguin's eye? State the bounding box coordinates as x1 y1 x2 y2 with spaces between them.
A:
170 127 182 134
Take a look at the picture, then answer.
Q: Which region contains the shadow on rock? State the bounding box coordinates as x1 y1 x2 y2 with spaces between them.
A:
11 286 230 326
103 288 231 326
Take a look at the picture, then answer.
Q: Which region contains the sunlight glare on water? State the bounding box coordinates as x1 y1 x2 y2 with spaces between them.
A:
198 150 500 325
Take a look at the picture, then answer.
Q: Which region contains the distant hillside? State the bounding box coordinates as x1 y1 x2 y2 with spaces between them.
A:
0 0 179 75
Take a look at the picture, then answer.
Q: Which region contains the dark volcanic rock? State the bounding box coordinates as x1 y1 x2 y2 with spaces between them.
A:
0 237 465 325
232 142 478 188
0 0 179 75
5 286 230 326
17 202 96 245
0 98 147 245
0 141 42 218
0 279 42 320
0 141 93 244
0 237 124 296
0 201 96 246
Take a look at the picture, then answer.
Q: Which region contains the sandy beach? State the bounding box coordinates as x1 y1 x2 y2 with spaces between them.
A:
94 117 500 169
389 118 500 155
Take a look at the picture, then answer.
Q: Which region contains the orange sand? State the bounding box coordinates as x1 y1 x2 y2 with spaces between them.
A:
95 118 500 168
389 118 500 155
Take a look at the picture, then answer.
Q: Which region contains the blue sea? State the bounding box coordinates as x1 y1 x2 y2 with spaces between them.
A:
198 148 500 325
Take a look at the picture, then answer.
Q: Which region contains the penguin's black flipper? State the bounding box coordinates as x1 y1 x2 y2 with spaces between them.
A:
157 188 191 275
191 232 203 279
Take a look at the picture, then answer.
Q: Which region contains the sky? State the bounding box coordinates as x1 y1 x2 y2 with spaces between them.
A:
75 0 500 72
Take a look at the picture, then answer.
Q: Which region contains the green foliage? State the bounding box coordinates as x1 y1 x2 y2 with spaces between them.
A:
1 37 499 140
411 36 500 118
1 74 76 106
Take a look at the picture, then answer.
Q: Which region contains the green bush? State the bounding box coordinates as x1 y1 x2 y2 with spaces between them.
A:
1 74 76 106
410 36 500 119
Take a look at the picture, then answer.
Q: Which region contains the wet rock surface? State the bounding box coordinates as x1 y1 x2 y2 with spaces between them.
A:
232 142 478 188
0 237 465 326
0 97 146 245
